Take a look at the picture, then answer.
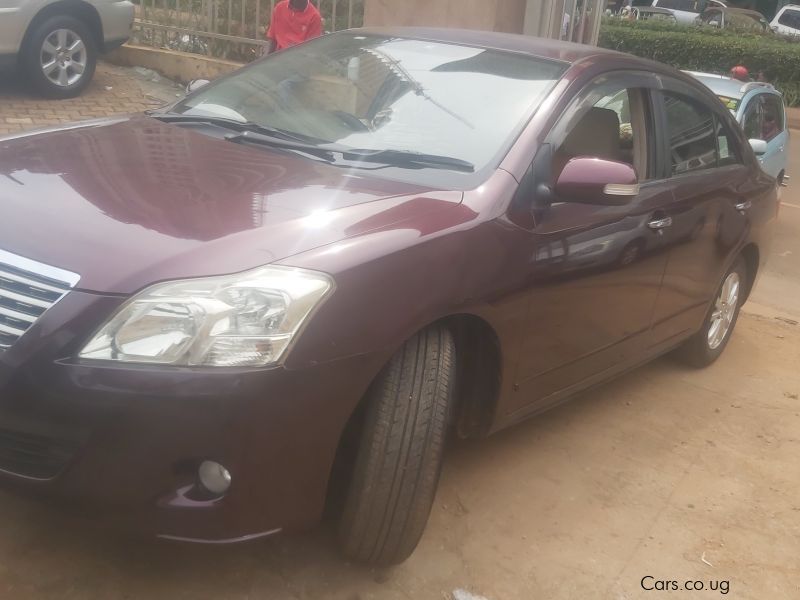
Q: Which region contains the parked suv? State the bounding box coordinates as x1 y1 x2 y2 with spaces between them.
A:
0 0 134 98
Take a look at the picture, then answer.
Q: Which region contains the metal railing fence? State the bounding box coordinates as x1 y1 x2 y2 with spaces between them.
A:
131 0 364 62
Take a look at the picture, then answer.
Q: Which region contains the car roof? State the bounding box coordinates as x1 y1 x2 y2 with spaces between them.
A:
354 27 623 64
686 71 778 99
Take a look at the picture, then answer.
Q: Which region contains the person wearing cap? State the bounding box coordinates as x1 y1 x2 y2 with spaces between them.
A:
265 0 323 54
730 65 750 82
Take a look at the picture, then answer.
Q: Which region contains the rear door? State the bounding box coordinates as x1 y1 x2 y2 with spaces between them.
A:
647 79 755 348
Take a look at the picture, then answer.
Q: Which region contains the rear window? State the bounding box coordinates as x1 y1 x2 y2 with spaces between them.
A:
778 8 800 28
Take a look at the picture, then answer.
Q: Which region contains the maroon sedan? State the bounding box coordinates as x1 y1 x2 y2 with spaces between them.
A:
0 28 775 564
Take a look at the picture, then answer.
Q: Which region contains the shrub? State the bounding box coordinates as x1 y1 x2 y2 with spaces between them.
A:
599 20 800 106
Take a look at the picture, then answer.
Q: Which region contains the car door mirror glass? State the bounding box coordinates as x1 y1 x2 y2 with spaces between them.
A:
555 157 639 206
749 138 768 155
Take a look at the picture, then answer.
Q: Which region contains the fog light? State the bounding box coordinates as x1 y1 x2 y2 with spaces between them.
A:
198 460 231 495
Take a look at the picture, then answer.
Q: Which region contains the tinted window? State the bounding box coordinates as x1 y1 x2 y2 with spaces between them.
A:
761 95 785 141
663 93 717 175
778 8 800 28
172 34 566 175
742 94 785 142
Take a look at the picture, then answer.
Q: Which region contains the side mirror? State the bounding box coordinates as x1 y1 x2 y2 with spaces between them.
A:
185 79 210 94
749 138 767 156
555 157 639 206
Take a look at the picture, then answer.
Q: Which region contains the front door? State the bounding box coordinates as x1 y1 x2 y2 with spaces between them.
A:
740 92 789 180
510 76 675 414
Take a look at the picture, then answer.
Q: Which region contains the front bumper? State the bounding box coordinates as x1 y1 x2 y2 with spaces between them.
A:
0 289 382 542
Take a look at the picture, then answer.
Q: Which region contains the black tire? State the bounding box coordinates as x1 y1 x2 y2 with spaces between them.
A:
22 15 97 99
338 326 455 566
675 258 747 368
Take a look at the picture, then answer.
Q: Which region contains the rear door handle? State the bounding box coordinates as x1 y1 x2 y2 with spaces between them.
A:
647 216 673 230
735 200 752 212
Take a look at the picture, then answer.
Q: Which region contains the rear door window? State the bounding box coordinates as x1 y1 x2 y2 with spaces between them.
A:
662 92 718 174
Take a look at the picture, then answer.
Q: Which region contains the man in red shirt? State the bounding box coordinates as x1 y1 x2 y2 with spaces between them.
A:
266 0 323 53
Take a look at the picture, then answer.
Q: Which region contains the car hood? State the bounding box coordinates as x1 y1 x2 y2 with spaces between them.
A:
0 117 461 294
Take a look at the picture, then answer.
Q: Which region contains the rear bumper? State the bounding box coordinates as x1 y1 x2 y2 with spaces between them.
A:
97 1 134 51
0 290 382 542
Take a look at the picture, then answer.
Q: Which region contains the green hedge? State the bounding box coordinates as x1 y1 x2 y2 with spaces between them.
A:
599 20 800 106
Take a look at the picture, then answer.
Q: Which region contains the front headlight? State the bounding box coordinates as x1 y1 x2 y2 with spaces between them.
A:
79 266 332 367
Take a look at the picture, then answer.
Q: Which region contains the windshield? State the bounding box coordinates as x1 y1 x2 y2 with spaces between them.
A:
170 33 566 179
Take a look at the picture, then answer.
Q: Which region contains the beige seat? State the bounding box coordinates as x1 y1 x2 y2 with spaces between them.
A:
553 107 622 179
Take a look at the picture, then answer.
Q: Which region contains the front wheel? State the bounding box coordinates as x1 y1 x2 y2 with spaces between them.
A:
338 326 455 566
675 258 746 367
22 15 97 99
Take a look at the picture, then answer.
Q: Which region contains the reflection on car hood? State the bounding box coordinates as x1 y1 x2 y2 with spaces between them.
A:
0 116 462 294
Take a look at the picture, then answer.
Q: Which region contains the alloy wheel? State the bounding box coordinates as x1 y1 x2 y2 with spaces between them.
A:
40 29 87 87
707 271 740 350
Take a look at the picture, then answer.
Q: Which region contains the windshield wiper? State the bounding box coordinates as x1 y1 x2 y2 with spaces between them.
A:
224 130 340 161
151 113 322 144
226 131 474 173
338 148 475 173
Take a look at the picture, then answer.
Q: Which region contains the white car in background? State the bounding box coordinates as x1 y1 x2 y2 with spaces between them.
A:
770 4 800 35
650 0 726 24
0 0 134 98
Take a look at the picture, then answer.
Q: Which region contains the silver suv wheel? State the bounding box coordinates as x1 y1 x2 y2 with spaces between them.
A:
41 28 87 87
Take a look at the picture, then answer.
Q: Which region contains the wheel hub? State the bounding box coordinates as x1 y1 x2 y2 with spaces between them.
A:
707 271 740 350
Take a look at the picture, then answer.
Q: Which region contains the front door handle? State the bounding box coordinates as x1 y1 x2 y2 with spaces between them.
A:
647 216 673 230
735 200 752 213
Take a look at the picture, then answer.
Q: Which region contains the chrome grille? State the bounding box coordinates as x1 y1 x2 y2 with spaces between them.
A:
0 249 79 353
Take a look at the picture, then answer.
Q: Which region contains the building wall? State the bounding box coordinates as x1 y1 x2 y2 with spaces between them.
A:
364 0 528 33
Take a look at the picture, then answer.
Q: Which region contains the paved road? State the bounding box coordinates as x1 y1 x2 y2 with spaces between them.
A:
0 75 798 599
0 62 181 136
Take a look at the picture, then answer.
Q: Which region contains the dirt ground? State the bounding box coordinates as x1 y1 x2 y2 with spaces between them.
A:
0 65 798 599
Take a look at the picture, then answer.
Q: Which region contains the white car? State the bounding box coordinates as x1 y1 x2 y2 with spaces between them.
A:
0 0 134 98
650 0 726 24
770 4 800 35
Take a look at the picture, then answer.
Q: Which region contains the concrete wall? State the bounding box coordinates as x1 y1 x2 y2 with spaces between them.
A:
106 44 243 84
364 0 528 33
